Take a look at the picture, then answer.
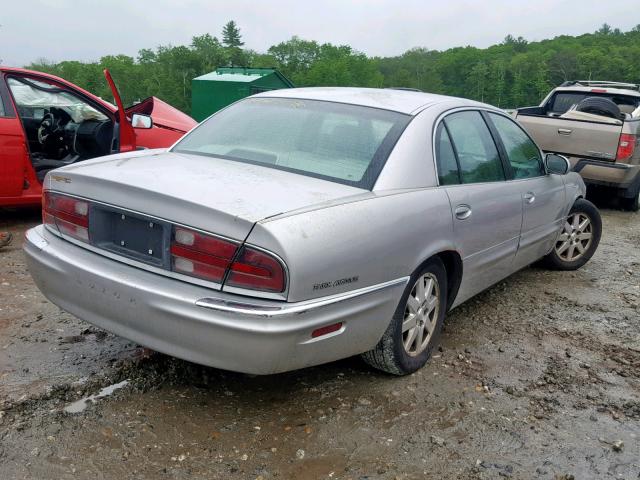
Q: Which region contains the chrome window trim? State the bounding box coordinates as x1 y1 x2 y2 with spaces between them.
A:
44 191 290 301
195 276 410 317
431 106 548 187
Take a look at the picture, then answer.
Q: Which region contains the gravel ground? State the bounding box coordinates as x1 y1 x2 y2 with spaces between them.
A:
0 205 638 479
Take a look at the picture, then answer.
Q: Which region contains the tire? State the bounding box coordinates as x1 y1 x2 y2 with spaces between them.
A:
621 189 640 212
575 96 622 120
362 257 447 375
540 198 602 270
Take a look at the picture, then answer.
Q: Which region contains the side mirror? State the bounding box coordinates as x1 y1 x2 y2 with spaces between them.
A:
131 113 153 129
545 153 570 175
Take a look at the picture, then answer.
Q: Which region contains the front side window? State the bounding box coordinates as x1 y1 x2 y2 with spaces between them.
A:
488 113 544 179
8 77 108 123
444 111 505 184
173 97 411 189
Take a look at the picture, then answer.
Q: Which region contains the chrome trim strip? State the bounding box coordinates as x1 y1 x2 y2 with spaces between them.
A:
195 276 410 317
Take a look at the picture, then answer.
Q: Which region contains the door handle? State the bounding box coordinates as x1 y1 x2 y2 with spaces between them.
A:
558 128 572 136
454 204 472 220
524 192 536 204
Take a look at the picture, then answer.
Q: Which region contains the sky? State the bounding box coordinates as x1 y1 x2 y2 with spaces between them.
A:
1 0 638 67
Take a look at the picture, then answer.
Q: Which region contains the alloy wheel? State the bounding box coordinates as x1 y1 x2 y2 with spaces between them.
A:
402 273 440 356
555 212 593 262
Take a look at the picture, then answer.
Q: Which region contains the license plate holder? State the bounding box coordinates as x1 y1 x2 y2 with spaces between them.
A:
90 207 169 268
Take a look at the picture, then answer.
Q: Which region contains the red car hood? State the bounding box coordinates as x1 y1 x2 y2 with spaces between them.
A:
125 97 197 133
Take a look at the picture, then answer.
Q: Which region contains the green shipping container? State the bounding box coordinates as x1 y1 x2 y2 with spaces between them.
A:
191 67 295 121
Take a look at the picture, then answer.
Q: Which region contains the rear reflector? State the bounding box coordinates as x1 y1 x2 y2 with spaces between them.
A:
170 227 238 283
311 322 343 338
226 247 286 293
616 133 636 162
43 191 90 242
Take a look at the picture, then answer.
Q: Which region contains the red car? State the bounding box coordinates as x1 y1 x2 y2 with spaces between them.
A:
0 67 197 207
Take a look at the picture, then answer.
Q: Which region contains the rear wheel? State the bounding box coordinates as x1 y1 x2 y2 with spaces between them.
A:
621 189 640 212
541 198 601 270
362 258 447 375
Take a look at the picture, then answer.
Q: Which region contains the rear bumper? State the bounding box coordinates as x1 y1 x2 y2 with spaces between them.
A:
24 225 406 374
571 158 640 194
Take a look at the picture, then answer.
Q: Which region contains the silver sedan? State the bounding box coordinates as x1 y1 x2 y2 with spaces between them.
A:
24 88 602 375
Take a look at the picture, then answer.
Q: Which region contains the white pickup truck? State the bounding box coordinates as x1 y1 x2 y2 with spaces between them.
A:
515 81 640 211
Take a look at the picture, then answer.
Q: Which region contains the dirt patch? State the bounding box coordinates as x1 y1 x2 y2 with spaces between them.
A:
0 207 639 479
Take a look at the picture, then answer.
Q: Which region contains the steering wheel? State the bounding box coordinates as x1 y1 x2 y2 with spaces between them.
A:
37 112 63 145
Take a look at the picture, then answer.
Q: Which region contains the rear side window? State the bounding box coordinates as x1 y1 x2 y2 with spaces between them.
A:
550 92 640 114
549 92 588 114
444 111 505 184
0 91 5 116
435 123 460 185
488 113 544 179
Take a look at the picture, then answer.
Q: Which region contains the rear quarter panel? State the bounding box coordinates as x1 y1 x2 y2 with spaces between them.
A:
248 188 455 302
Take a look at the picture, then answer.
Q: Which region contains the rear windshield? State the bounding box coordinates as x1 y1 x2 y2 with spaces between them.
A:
549 91 640 114
172 97 411 189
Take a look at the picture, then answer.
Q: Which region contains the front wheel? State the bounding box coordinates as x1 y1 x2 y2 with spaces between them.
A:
541 198 602 270
362 257 447 375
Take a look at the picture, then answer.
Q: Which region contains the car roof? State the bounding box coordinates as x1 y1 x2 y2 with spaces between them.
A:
254 87 489 115
0 66 50 76
553 86 640 98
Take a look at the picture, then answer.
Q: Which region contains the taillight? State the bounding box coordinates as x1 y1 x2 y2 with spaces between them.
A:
170 227 238 283
226 246 286 293
616 134 636 162
43 191 90 242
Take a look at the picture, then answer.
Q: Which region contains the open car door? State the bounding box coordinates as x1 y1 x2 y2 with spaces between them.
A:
103 69 137 153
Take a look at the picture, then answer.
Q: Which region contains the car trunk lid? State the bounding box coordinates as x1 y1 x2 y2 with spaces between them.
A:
46 150 369 242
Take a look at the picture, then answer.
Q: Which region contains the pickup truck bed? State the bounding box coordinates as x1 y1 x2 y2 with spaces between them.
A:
515 82 640 210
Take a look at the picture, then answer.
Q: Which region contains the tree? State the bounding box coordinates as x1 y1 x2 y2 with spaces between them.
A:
222 21 244 48
487 60 506 107
534 61 551 100
468 61 488 101
191 33 227 71
221 21 246 66
25 23 640 114
502 34 528 53
597 23 612 35
268 36 320 81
